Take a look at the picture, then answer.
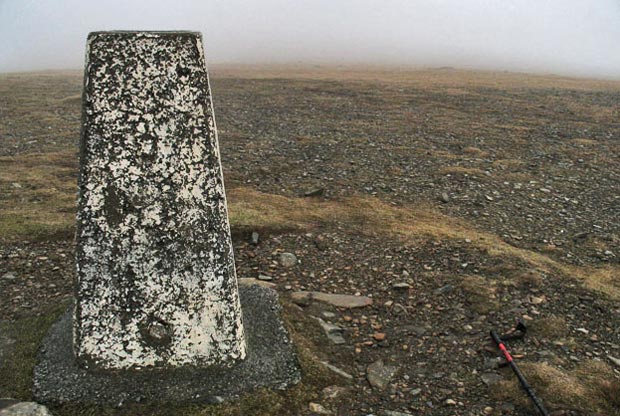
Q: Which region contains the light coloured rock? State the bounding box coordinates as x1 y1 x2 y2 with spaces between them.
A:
279 252 298 268
609 355 620 368
309 402 331 414
291 291 372 308
0 402 52 416
383 411 413 416
74 32 245 370
321 385 349 400
319 361 353 379
366 359 398 390
392 282 411 290
315 318 346 345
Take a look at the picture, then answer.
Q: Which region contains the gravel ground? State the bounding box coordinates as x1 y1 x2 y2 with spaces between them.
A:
1 67 620 415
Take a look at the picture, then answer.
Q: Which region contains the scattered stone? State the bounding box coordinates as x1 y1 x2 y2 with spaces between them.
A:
315 318 346 345
291 291 373 308
257 274 273 281
483 406 494 415
0 402 52 416
392 282 411 290
237 278 276 289
304 188 325 197
367 359 398 390
372 332 387 341
309 402 331 414
206 395 225 404
529 296 545 305
321 311 336 319
481 372 502 386
1 272 17 281
383 411 413 416
576 327 589 335
440 192 450 203
251 231 259 245
10 183 22 189
608 355 620 368
279 252 298 268
313 235 329 251
321 385 349 400
444 398 457 406
433 284 454 295
410 388 422 396
319 361 354 380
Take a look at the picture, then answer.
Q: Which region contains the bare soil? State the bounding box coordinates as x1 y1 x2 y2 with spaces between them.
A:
1 66 620 415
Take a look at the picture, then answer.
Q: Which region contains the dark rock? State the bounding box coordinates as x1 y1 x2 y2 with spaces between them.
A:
434 284 454 295
304 188 325 197
367 360 398 390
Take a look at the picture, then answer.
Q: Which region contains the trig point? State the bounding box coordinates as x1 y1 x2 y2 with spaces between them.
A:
75 31 245 370
34 31 300 404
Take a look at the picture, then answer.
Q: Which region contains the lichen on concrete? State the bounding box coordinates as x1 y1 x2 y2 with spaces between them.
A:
74 31 245 369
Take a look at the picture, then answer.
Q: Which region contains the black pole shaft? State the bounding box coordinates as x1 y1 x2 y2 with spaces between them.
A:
490 330 550 416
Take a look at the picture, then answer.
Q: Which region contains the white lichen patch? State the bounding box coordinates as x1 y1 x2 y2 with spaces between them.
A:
74 31 246 370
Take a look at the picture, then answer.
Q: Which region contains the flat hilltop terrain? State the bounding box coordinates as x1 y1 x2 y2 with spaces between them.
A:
1 67 620 415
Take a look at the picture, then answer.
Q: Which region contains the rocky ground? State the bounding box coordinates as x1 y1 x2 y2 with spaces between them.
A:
1 67 620 415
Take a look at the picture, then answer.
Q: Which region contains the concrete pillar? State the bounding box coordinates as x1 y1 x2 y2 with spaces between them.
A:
74 31 246 370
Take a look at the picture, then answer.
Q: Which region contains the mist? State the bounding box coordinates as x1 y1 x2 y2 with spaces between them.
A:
1 0 619 79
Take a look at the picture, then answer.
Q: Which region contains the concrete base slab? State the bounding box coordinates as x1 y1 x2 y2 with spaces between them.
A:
33 285 301 405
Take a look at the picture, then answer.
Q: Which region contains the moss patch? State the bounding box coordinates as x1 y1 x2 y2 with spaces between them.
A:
0 302 69 399
490 361 620 415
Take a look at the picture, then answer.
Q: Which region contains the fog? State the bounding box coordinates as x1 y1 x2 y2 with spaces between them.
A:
1 0 619 79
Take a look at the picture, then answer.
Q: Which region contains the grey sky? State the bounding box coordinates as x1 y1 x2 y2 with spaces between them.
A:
1 0 619 79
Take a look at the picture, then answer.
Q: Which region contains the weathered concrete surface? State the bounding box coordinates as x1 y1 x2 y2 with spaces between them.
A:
34 285 300 405
74 31 245 369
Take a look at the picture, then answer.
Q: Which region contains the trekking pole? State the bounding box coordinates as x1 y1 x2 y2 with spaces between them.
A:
490 330 550 416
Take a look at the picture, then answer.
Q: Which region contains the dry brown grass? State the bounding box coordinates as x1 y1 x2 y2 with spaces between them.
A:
491 361 620 415
491 158 526 171
0 151 77 239
457 275 499 313
228 187 620 299
530 316 569 339
461 146 489 157
514 268 544 288
571 138 599 146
